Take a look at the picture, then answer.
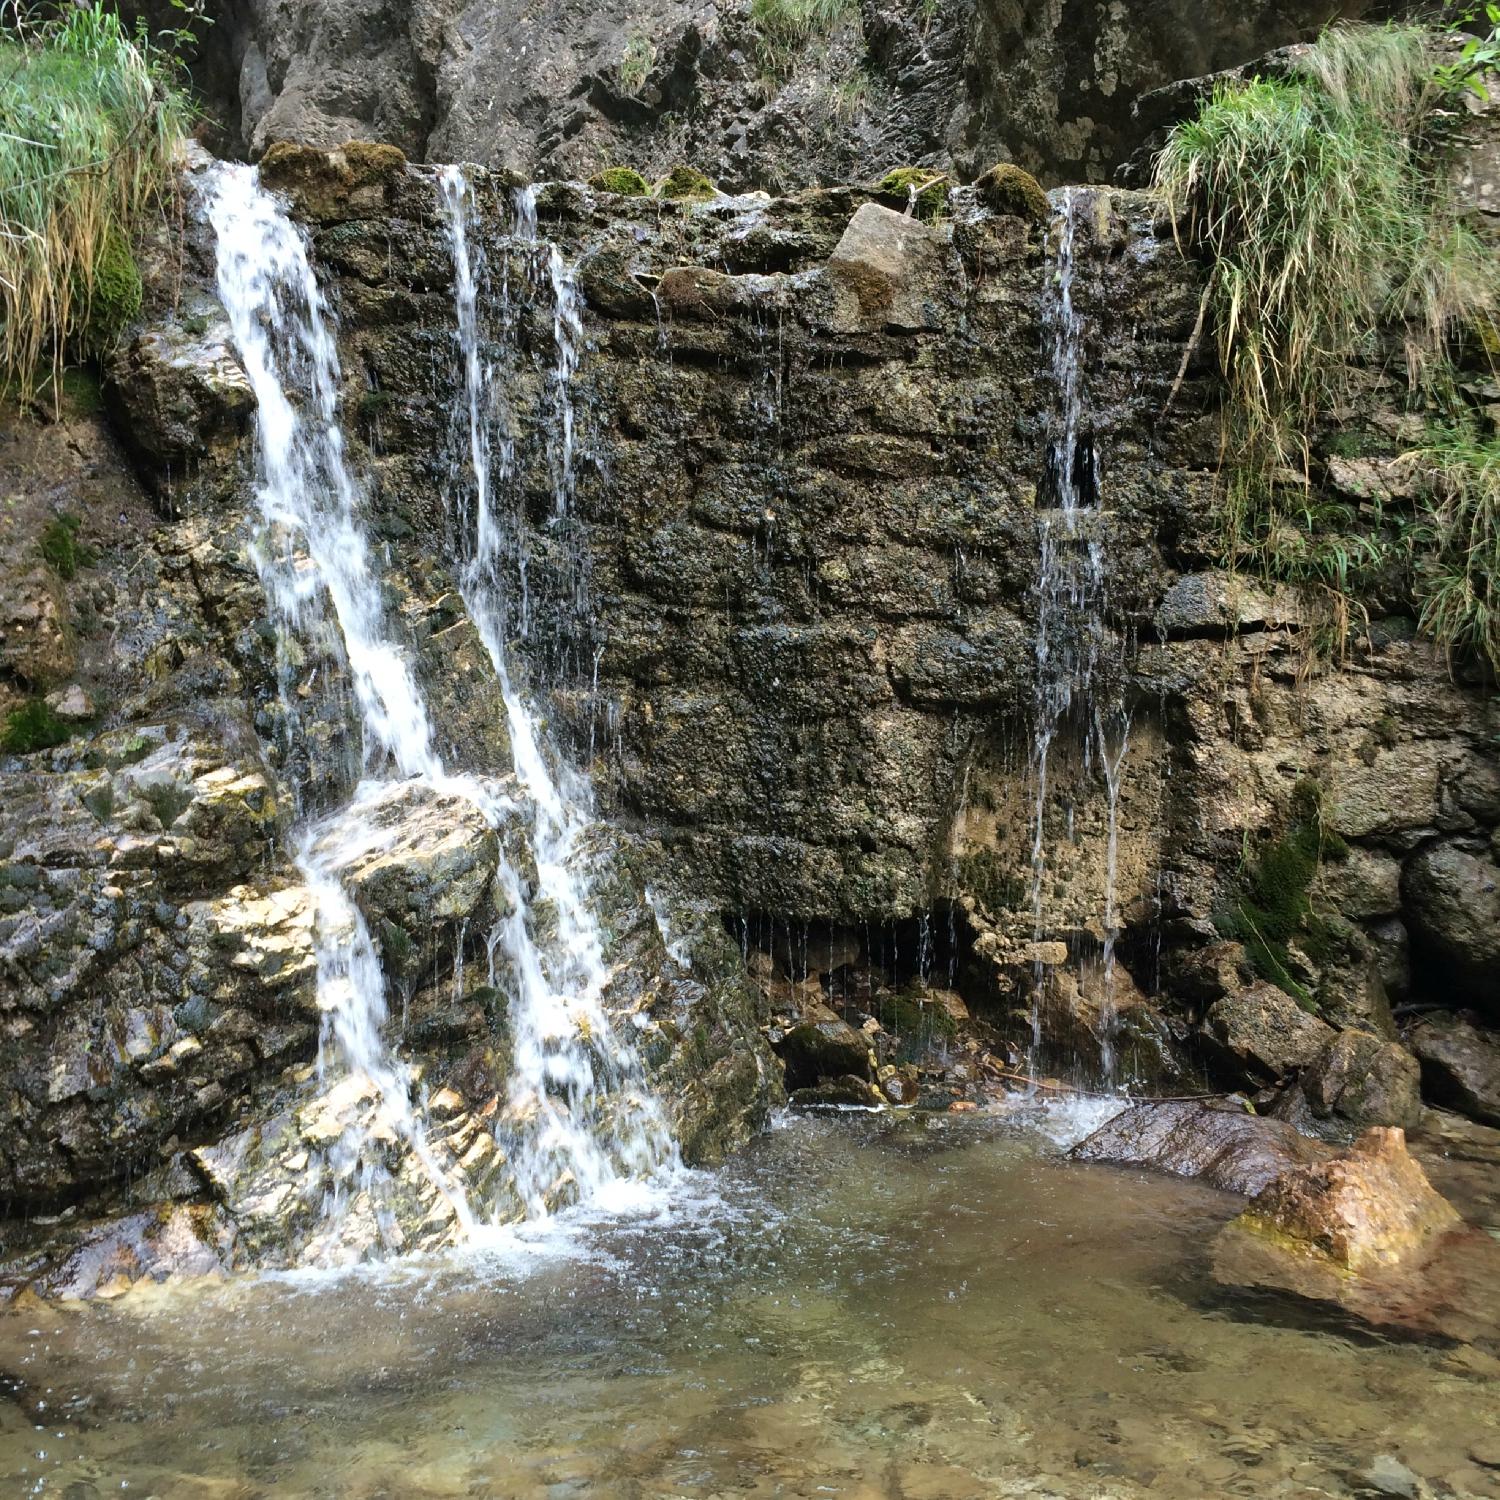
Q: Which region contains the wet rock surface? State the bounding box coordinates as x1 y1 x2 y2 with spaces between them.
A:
1407 1014 1500 1128
1072 1099 1335 1197
1212 1128 1500 1351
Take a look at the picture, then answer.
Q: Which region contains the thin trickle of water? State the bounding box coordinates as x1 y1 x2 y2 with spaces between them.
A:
1026 187 1130 1087
438 165 678 1219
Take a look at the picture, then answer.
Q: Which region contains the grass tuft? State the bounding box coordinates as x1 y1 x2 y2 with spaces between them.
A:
749 0 861 77
1155 22 1499 671
0 5 188 407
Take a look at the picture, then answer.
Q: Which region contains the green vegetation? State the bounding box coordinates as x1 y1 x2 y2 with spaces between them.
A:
1409 424 1500 674
877 166 949 222
974 162 1050 225
1155 22 1499 672
1 699 69 756
589 166 651 197
0 5 192 406
1215 779 1347 1010
39 514 95 580
749 0 860 77
618 31 656 97
654 165 718 202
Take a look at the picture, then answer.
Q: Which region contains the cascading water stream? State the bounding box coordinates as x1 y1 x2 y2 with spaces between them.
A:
438 165 677 1218
203 157 677 1256
205 161 479 1242
1027 187 1131 1086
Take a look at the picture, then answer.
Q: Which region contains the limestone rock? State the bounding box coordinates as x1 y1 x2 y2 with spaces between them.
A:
308 781 499 945
257 140 408 222
1211 1129 1500 1350
1155 571 1294 637
1230 1127 1458 1272
31 1205 236 1300
1408 1014 1500 1127
104 310 254 486
826 203 952 331
1315 846 1402 921
777 1003 875 1089
1300 1028 1422 1131
1072 1099 1334 1196
1204 981 1335 1084
1401 844 1500 1016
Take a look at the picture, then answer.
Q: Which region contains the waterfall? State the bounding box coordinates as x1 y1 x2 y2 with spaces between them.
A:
437 165 677 1217
203 158 676 1259
1026 187 1131 1085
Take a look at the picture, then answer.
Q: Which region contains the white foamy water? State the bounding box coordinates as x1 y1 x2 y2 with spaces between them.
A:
201 158 680 1258
438 164 679 1220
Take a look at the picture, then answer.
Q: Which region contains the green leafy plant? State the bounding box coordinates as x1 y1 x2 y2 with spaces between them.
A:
0 3 191 406
1434 3 1500 99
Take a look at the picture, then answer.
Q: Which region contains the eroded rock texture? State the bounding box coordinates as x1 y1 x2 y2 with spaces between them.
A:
135 0 1383 188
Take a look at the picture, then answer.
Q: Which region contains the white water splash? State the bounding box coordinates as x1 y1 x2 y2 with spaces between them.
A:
438 165 678 1220
205 161 481 1241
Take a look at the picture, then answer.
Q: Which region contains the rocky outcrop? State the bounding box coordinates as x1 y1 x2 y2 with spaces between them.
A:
1408 1014 1500 1127
1212 1128 1500 1350
1202 983 1334 1085
1300 1027 1422 1133
1072 1099 1334 1196
129 0 1380 189
1402 844 1500 1018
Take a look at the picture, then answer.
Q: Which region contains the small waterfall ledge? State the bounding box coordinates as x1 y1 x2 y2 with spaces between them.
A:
2 141 1496 1294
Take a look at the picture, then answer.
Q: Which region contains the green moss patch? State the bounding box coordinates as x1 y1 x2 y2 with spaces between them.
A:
39 514 95 580
589 167 651 197
974 162 1050 224
877 166 948 221
1 699 68 755
655 165 718 202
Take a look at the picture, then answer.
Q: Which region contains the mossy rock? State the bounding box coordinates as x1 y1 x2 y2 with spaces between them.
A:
259 140 408 221
1 699 68 755
877 166 948 221
82 227 142 351
655 165 718 202
39 514 94 581
974 162 1050 225
589 166 650 197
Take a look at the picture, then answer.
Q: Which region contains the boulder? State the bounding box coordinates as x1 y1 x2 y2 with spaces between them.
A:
1407 1014 1500 1127
308 781 499 944
1212 1128 1499 1349
776 1002 875 1089
826 203 952 332
1315 846 1402 921
1072 1099 1334 1196
1154 570 1286 637
257 140 408 222
1203 981 1335 1084
1301 1028 1422 1131
1401 844 1500 1017
104 313 255 487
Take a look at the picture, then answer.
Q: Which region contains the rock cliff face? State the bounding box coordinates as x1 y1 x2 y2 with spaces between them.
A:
2 100 1497 1283
144 0 1384 188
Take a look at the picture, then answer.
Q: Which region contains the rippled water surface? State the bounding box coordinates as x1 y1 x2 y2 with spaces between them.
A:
2 1109 1495 1498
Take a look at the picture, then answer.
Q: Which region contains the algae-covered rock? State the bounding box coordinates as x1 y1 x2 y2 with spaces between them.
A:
974 162 1051 224
876 166 949 221
589 166 650 196
258 140 408 222
655 165 717 202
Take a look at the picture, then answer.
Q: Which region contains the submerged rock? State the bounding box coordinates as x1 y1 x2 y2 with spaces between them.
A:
1212 1128 1499 1350
1072 1099 1333 1196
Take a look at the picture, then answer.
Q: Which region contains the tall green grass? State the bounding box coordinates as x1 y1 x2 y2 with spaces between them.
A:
0 5 187 406
749 0 861 77
1154 23 1498 670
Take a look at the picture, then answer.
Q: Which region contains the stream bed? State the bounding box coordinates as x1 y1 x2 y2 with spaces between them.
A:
2 1108 1495 1499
